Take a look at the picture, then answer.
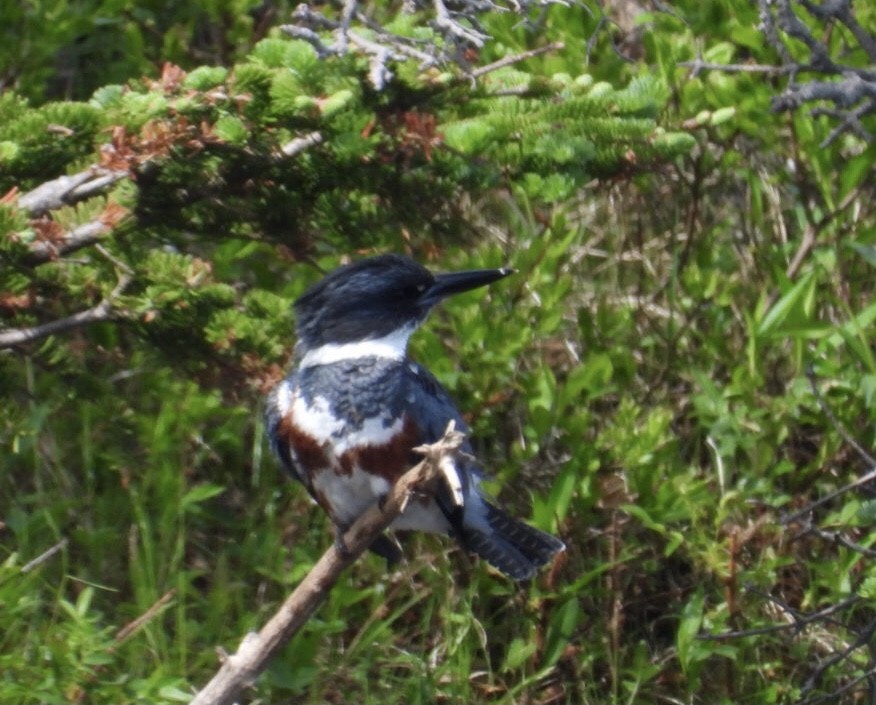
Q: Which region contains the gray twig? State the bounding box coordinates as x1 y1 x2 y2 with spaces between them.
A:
755 0 876 145
0 272 132 349
20 538 69 573
18 168 128 216
283 0 570 90
679 58 789 77
433 0 489 47
471 41 565 78
24 217 112 265
699 594 860 641
278 131 324 159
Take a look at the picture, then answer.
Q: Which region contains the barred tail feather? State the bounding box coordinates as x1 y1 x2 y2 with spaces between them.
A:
462 502 565 580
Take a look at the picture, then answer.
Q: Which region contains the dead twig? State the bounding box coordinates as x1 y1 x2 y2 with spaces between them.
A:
113 589 177 647
679 58 789 77
18 167 128 216
699 593 860 641
0 272 132 349
24 218 112 265
189 422 466 705
471 41 565 79
20 538 69 574
277 131 324 159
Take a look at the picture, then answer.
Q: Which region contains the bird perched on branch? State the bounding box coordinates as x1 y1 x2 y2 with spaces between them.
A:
266 254 564 579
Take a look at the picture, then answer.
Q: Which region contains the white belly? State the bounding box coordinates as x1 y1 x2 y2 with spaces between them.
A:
311 463 450 533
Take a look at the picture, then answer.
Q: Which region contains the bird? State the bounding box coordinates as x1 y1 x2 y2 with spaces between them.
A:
265 253 565 579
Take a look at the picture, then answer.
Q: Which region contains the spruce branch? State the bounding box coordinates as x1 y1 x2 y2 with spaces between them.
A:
189 422 466 705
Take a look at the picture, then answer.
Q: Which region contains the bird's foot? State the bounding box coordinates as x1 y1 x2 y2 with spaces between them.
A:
334 525 353 559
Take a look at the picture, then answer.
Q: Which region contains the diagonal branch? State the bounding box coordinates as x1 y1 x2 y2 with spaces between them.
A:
471 41 565 79
0 272 132 349
18 167 129 217
24 217 112 265
433 0 489 47
189 422 466 705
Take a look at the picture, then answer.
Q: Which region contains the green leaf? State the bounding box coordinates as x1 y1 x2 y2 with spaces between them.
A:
558 353 613 409
543 598 579 668
677 589 705 673
158 685 195 702
180 483 225 510
502 637 537 672
847 241 876 268
757 271 816 337
859 573 876 601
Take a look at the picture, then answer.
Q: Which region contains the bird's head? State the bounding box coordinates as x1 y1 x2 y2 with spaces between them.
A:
293 254 513 355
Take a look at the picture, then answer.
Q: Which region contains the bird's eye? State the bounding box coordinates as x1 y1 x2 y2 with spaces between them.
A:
402 283 427 298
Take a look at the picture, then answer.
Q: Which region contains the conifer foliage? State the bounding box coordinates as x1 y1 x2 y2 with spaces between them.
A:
0 12 692 364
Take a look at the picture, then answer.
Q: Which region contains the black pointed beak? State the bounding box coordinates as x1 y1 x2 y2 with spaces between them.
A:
422 265 514 305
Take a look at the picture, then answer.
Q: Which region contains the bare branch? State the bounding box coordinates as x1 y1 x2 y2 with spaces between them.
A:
336 0 358 54
799 0 876 62
471 41 565 79
20 538 69 574
0 272 132 350
277 131 324 159
189 423 466 705
283 0 572 90
791 522 876 558
699 594 860 641
24 217 112 265
18 167 128 216
278 24 337 58
679 58 789 77
113 590 177 646
771 73 876 113
807 366 876 469
801 618 876 697
433 0 489 47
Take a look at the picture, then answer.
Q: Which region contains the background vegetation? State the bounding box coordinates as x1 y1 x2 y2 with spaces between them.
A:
1 0 875 703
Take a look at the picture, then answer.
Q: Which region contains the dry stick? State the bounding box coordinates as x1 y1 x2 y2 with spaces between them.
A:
189 423 465 705
0 272 132 349
470 41 565 79
699 594 860 642
19 538 69 574
781 369 876 525
114 589 177 647
24 217 112 265
678 58 789 76
763 180 867 311
18 167 128 216
278 131 323 159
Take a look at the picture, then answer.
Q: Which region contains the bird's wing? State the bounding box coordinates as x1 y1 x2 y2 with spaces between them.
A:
264 374 315 496
401 362 481 531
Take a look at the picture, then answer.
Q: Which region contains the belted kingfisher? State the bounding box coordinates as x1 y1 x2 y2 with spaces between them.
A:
265 254 565 579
